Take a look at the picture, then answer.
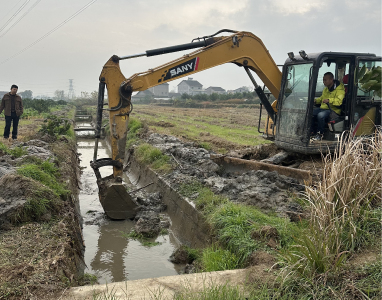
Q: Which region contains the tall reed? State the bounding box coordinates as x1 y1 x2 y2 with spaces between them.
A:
284 131 382 277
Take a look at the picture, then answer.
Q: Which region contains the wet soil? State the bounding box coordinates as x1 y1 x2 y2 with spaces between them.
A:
140 133 305 216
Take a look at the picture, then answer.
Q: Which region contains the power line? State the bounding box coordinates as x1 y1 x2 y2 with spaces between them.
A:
0 0 42 39
0 0 24 20
0 0 30 34
0 0 98 66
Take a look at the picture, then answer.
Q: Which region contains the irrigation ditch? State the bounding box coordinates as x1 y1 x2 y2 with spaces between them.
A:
62 108 312 295
74 109 215 284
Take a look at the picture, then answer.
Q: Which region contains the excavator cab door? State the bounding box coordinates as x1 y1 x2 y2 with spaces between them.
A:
352 57 382 136
275 62 313 149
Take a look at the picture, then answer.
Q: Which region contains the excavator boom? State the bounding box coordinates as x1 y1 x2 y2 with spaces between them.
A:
92 30 282 219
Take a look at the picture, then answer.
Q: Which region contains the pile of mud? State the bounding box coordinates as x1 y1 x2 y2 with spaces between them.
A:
0 139 56 227
84 189 171 238
142 133 304 216
133 191 171 236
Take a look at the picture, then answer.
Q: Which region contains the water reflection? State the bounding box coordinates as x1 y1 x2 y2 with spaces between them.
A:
90 220 131 282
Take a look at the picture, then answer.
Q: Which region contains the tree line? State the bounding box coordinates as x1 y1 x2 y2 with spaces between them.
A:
180 91 262 102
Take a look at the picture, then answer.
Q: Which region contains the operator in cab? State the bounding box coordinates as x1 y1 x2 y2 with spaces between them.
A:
311 72 345 141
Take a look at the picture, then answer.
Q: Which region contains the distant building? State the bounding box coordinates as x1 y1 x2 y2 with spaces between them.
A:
205 86 226 95
232 86 250 94
131 90 154 101
177 77 203 95
148 83 169 97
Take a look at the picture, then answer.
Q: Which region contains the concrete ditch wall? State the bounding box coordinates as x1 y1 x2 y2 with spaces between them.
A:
124 149 211 248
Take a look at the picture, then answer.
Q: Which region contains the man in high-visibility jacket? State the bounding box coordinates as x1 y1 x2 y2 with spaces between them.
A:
311 72 345 141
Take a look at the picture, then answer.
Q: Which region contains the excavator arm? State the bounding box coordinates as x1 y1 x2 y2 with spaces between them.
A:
92 30 282 219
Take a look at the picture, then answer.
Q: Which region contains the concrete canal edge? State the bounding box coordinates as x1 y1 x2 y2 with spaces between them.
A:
59 268 253 299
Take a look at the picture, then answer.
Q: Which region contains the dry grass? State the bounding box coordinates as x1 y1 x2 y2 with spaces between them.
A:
0 117 43 142
0 221 78 299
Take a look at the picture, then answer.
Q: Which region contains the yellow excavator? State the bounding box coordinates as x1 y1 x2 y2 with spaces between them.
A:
91 29 381 219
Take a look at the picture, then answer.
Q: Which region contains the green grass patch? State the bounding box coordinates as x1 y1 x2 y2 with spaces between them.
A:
142 241 162 247
159 228 169 235
178 181 305 269
0 142 27 158
122 230 162 247
200 246 240 272
78 273 98 286
354 259 381 298
17 160 68 197
178 181 204 197
135 143 172 173
126 118 144 149
200 142 212 150
208 201 304 264
23 189 60 220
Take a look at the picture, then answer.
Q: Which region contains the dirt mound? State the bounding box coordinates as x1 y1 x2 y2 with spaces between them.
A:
0 142 54 167
143 132 305 216
205 169 304 212
248 251 276 266
0 163 16 179
169 245 194 264
0 174 59 229
133 192 170 237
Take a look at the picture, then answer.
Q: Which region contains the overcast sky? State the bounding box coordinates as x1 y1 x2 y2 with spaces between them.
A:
0 0 381 97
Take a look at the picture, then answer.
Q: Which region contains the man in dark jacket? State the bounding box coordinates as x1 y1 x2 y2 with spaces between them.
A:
0 84 24 140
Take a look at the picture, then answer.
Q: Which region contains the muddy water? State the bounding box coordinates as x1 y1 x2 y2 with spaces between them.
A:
75 124 182 284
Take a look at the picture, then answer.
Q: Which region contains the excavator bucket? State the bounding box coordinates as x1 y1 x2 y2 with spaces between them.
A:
97 179 138 220
91 158 138 220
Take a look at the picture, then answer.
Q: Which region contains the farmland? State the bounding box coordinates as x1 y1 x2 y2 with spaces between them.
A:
132 104 271 153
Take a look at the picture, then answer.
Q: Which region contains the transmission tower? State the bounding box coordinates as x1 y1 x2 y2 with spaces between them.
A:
68 79 75 100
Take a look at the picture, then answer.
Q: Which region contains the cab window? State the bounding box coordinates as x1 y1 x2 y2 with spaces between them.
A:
357 60 381 101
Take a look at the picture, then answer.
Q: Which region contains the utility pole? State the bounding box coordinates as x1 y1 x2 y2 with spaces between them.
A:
68 79 75 100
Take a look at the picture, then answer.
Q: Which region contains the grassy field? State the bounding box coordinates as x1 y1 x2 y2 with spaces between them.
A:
0 117 44 142
132 104 270 153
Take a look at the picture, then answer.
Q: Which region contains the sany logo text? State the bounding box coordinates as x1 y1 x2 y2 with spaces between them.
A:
158 57 200 83
170 62 194 77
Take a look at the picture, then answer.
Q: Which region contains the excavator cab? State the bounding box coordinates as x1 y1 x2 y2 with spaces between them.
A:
274 52 381 154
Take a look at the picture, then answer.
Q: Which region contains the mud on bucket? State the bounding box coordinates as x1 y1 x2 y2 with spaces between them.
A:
98 181 138 220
